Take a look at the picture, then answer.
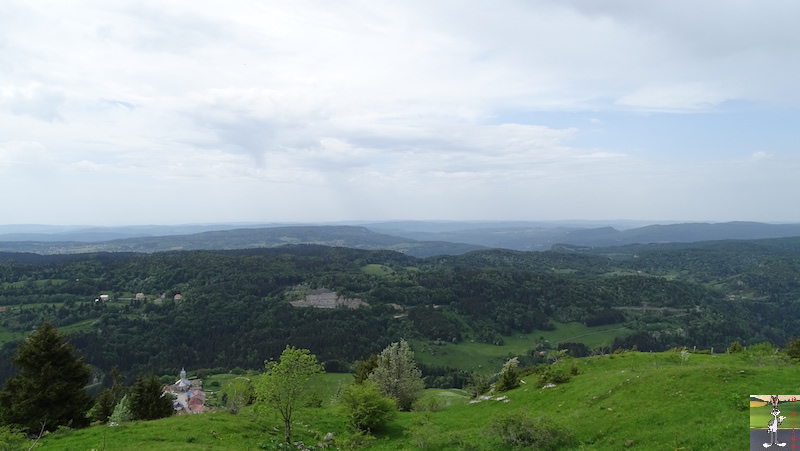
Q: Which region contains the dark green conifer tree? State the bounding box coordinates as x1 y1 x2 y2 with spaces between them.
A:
129 374 173 421
353 354 378 384
88 389 117 424
0 322 92 434
89 365 128 424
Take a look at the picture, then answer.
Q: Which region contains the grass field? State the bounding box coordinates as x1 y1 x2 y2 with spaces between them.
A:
413 321 629 373
361 264 396 276
31 351 787 450
0 314 100 347
0 325 24 345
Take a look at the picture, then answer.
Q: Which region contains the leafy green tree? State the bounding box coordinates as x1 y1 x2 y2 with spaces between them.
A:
224 376 255 414
109 395 133 424
0 322 91 434
368 339 424 411
129 374 173 421
256 346 324 443
337 381 397 432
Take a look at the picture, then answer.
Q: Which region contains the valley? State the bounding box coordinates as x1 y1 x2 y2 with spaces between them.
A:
1 226 799 449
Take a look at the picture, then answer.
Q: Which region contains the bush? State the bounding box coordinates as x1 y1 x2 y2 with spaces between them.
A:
537 366 571 387
0 425 27 451
464 372 491 398
412 395 445 412
486 410 577 449
495 357 520 392
336 381 397 432
745 342 787 367
109 395 133 424
405 412 439 448
785 337 800 359
338 431 376 451
727 341 744 353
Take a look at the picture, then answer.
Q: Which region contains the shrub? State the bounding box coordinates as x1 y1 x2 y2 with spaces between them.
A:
486 410 577 450
336 381 397 432
412 395 445 412
302 393 323 408
495 357 520 392
0 425 27 451
745 342 787 367
727 341 744 353
109 395 133 424
537 366 571 387
337 430 377 451
405 413 439 448
785 337 800 359
464 372 491 398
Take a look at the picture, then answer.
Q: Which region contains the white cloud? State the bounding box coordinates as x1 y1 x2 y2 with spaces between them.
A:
751 151 773 161
2 84 66 121
1 0 799 224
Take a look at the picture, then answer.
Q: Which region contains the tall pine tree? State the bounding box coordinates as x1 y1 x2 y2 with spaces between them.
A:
129 374 173 421
0 322 92 433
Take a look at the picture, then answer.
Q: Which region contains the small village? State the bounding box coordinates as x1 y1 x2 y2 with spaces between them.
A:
163 368 209 415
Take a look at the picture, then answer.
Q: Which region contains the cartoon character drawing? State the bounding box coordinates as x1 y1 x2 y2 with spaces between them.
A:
764 395 787 448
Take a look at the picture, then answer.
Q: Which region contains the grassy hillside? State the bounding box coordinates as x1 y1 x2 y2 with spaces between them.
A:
412 321 629 373
32 351 791 450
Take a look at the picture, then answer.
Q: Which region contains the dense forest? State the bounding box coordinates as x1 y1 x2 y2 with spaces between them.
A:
2 238 800 387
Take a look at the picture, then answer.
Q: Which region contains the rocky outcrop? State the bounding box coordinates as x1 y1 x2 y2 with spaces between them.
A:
290 288 367 309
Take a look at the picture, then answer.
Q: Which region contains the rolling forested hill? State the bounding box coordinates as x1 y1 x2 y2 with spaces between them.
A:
3 221 800 254
2 237 800 388
0 226 486 258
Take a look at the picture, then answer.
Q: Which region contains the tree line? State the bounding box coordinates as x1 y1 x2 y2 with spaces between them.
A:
0 322 425 447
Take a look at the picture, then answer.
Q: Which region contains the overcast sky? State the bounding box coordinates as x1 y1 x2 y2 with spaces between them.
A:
2 0 800 225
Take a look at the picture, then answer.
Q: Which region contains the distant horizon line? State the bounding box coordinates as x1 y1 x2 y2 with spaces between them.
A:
1 219 800 229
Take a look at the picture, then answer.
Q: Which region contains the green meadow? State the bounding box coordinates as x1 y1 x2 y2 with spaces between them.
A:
413 321 630 373
32 351 788 450
360 264 396 276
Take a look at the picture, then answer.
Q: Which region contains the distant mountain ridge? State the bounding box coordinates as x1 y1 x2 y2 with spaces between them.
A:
556 221 800 247
0 221 799 256
367 221 800 250
0 225 486 258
